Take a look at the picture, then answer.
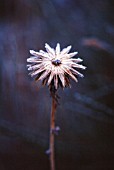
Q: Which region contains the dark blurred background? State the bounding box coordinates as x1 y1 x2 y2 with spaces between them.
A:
0 0 114 170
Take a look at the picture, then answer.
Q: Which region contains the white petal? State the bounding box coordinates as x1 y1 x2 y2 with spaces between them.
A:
70 67 84 78
30 50 40 57
61 45 72 55
30 50 51 59
38 70 50 80
65 52 78 58
30 67 45 76
27 66 33 71
39 50 46 54
47 72 54 85
28 63 42 71
69 72 78 82
71 63 86 69
27 64 31 67
45 43 55 56
61 66 78 82
39 50 52 59
27 58 42 63
54 75 58 89
56 43 60 54
59 74 65 87
30 50 35 55
71 58 83 62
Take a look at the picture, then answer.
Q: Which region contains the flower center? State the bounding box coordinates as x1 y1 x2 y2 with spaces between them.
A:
52 59 61 66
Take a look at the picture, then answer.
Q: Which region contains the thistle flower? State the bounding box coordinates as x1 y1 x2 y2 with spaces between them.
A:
27 43 86 90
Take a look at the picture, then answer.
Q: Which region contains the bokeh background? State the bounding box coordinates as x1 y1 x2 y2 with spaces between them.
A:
0 0 114 170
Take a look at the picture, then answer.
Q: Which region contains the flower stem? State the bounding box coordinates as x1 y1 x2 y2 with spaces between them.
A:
49 93 57 170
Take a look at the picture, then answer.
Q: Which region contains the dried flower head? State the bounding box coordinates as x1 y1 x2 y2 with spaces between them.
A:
27 43 86 90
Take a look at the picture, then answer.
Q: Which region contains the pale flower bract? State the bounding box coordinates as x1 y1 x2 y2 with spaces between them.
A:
27 43 86 89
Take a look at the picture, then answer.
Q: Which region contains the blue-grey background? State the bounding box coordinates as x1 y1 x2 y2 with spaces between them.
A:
0 0 114 169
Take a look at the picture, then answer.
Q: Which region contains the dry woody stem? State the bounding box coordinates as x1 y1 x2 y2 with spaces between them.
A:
50 96 56 170
49 87 58 170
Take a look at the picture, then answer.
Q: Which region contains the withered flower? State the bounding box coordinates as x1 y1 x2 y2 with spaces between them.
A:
27 43 86 89
27 43 86 170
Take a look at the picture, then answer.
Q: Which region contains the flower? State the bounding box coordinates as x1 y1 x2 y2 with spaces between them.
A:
27 43 86 90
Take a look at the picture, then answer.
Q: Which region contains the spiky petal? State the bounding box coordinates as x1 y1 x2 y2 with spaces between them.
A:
27 43 86 89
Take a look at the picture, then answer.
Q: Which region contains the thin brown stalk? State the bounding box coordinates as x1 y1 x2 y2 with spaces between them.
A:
49 95 57 170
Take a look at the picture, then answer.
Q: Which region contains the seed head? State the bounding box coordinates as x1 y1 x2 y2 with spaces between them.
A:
27 43 86 90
